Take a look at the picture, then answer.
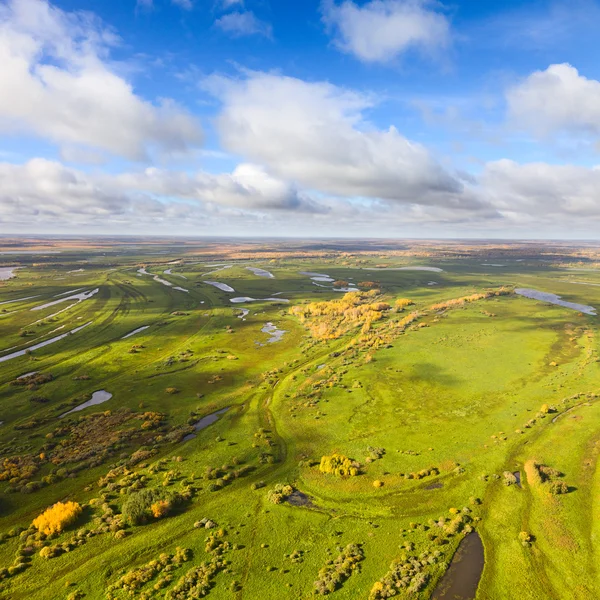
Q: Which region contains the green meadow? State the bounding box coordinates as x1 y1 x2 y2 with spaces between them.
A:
0 241 599 599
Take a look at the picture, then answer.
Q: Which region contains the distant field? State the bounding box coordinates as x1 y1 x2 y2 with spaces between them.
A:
0 239 599 599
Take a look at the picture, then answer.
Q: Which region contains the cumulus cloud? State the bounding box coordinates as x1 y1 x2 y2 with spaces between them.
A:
481 159 600 221
321 0 450 63
116 163 321 211
0 158 321 230
215 11 272 38
3 156 600 236
0 0 202 161
507 63 600 139
204 71 477 211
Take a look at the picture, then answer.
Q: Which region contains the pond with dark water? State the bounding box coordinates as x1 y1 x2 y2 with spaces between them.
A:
431 531 485 600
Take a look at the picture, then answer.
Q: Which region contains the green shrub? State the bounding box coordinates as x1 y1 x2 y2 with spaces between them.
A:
122 489 183 525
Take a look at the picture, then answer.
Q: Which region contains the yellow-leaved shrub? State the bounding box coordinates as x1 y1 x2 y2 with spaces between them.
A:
32 501 82 535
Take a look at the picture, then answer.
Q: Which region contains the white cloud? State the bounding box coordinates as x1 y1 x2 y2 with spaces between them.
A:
0 158 320 229
481 159 600 221
0 159 133 222
3 156 600 236
321 0 450 63
172 0 193 10
136 0 153 10
215 11 272 38
0 0 202 161
507 63 600 139
221 0 244 7
116 163 321 211
205 71 475 209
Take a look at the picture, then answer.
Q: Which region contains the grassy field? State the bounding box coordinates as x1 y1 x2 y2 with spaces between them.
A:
0 239 599 599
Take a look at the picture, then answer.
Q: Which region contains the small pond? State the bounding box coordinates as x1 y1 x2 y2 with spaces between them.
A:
515 288 596 315
230 297 289 304
0 267 16 281
431 531 485 600
60 390 113 418
183 407 230 442
204 281 235 293
259 322 287 344
247 267 274 278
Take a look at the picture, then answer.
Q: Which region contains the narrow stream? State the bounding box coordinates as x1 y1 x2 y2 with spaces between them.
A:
0 322 93 364
122 326 150 340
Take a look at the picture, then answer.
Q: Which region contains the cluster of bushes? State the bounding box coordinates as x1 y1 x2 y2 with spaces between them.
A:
98 466 145 491
365 446 385 463
106 547 191 598
32 501 82 535
204 529 231 555
11 499 125 573
258 451 276 465
203 460 255 492
0 526 35 579
314 543 364 595
403 466 439 480
88 499 126 538
14 415 52 431
524 460 569 494
290 290 391 340
430 288 511 312
287 549 304 563
38 523 99 559
0 503 127 580
266 483 295 504
357 281 380 289
3 409 185 494
370 504 481 599
319 454 360 477
29 395 49 403
548 481 569 495
44 409 160 468
0 454 39 486
10 372 53 389
370 556 432 599
394 298 414 311
163 529 232 599
122 489 187 525
356 310 420 353
165 560 224 599
253 427 276 448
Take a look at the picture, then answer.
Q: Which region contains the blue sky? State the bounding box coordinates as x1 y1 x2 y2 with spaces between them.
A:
2 0 600 237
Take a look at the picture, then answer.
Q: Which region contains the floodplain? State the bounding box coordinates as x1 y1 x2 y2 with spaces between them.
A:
0 237 599 599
